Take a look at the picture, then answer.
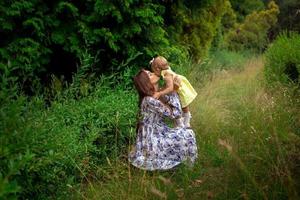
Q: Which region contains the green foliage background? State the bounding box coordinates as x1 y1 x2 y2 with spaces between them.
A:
0 0 239 94
0 0 299 199
224 1 279 51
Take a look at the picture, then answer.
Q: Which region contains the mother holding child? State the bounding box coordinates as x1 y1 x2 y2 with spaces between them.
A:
128 56 198 170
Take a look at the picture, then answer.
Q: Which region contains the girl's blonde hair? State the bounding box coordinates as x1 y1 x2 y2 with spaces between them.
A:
150 56 169 70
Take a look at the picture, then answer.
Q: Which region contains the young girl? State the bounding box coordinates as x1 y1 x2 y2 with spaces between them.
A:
150 56 197 128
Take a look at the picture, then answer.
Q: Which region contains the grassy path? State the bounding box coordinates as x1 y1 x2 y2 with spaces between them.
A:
83 57 300 200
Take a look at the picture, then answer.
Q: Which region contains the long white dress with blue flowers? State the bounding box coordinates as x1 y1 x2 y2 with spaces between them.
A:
128 93 198 170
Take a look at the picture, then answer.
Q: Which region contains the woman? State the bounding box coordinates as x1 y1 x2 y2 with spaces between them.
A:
128 69 197 170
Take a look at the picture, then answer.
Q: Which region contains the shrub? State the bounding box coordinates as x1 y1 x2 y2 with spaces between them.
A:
264 32 300 85
0 81 137 199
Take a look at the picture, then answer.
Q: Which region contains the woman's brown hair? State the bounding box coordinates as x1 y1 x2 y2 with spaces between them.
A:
133 69 155 107
133 69 155 134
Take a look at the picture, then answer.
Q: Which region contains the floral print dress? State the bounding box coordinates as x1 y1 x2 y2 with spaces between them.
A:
128 93 198 170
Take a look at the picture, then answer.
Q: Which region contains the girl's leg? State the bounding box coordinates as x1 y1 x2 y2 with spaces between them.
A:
182 106 191 128
164 92 184 128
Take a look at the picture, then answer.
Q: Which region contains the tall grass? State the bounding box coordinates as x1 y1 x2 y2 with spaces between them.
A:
0 78 137 199
191 57 299 199
83 51 299 199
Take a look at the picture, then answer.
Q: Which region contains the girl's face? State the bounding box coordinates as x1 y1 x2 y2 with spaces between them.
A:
143 70 160 86
151 65 161 76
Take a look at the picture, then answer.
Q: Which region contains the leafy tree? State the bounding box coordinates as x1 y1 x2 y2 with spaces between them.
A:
211 0 236 50
224 1 279 51
230 0 265 22
164 0 232 62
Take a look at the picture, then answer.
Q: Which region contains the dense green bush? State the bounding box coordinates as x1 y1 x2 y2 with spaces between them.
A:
0 82 137 199
264 32 300 85
0 0 186 94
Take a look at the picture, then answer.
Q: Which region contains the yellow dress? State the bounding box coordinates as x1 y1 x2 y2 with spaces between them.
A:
161 68 197 108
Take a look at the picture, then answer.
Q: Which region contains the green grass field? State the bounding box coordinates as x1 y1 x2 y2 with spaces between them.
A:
82 56 300 200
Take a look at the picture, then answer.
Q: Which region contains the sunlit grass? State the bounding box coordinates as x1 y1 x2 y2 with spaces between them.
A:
190 56 299 199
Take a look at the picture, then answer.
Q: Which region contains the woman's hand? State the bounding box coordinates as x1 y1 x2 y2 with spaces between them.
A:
153 91 161 99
